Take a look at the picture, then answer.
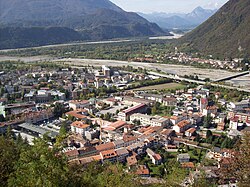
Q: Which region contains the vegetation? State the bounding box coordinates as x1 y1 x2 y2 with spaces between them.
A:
0 0 166 50
180 0 250 58
0 27 82 50
0 134 145 187
220 133 250 186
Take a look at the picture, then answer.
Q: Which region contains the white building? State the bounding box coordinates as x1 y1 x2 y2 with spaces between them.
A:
69 100 90 110
130 113 169 127
70 121 90 136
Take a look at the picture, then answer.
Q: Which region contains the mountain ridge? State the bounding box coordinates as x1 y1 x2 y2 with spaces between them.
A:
0 0 167 49
180 0 250 58
139 7 217 29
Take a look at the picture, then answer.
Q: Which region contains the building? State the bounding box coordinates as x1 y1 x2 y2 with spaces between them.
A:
185 128 196 137
95 142 115 152
177 153 190 163
173 120 191 133
100 149 117 163
122 96 153 106
103 120 127 131
163 97 177 106
102 65 110 77
70 121 90 136
228 100 250 111
130 113 169 127
138 93 164 103
66 109 89 120
202 106 218 117
134 165 150 177
118 104 147 121
200 98 208 111
69 100 90 110
170 114 188 125
116 148 129 162
146 148 162 165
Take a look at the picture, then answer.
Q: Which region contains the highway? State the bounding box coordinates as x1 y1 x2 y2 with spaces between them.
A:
148 71 250 93
212 71 249 82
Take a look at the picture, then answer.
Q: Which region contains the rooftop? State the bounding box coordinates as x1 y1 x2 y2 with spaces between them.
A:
71 121 90 129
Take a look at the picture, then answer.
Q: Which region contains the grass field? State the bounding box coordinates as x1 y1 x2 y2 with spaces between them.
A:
133 83 186 91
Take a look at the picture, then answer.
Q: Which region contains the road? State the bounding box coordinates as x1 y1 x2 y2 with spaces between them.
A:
0 33 182 53
0 39 135 53
148 71 250 93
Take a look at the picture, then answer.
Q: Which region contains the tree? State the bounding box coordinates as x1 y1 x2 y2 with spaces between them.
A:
0 114 5 122
53 102 65 117
0 136 19 186
219 133 250 186
151 106 157 115
6 125 13 140
203 114 212 128
206 130 213 138
165 160 188 185
8 138 69 187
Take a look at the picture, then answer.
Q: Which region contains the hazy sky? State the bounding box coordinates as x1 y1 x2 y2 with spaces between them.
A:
110 0 229 13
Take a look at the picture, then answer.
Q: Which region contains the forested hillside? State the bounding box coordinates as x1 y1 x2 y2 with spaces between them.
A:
180 0 250 58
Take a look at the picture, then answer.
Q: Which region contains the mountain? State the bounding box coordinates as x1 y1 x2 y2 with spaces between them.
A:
139 7 217 29
0 27 82 49
180 0 250 58
0 0 167 49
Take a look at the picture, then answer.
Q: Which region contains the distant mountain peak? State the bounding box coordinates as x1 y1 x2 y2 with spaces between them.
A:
180 0 250 58
139 7 217 29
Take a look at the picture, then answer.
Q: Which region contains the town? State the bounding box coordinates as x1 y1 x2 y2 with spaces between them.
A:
0 60 249 186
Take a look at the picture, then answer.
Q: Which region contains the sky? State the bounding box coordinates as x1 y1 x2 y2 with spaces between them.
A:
110 0 229 13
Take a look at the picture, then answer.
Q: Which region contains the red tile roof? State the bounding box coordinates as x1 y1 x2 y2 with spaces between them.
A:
71 121 89 129
95 142 115 152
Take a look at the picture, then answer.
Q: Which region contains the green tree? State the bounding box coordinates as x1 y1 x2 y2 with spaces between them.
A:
8 138 69 187
204 114 212 128
0 136 19 186
53 102 65 117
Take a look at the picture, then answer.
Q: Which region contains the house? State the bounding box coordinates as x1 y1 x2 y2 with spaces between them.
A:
100 149 117 163
66 109 88 120
64 149 79 160
116 148 129 162
138 93 164 103
146 148 162 165
69 100 90 110
163 97 177 106
70 121 90 136
122 96 153 106
123 134 138 147
217 122 225 131
95 142 115 152
177 153 190 163
200 98 208 111
126 154 138 167
181 162 195 169
208 147 222 161
202 105 218 117
104 98 118 106
134 165 150 177
170 114 188 125
113 139 125 149
103 120 127 131
229 117 244 130
173 120 191 133
185 128 196 137
228 100 250 111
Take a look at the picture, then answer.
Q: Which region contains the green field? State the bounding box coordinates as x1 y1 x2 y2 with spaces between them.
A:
133 83 185 91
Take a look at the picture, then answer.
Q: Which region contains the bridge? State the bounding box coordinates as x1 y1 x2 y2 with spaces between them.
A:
148 71 250 93
212 71 249 82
